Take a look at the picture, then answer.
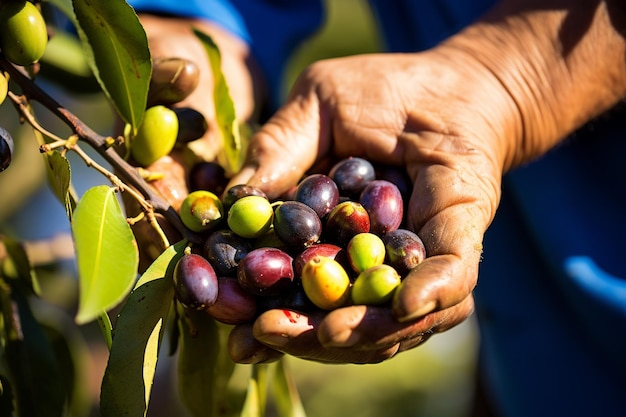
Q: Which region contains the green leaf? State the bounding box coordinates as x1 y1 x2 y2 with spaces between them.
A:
1 236 40 296
71 185 138 324
193 28 246 176
72 0 151 134
44 150 76 220
100 240 186 417
0 287 67 416
177 310 238 417
240 365 267 417
271 359 307 417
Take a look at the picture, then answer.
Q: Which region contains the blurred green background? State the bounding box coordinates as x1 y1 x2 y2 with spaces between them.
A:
0 0 479 416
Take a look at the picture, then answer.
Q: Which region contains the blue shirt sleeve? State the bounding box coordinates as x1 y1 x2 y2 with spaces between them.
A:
127 0 324 109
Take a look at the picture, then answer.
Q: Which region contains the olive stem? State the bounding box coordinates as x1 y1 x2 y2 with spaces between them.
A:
0 56 191 244
7 91 66 143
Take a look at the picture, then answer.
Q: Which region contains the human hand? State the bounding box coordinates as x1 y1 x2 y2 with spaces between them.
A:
227 49 520 364
123 15 266 266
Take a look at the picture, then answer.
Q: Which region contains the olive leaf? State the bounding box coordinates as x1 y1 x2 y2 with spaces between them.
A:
100 240 186 417
0 236 40 296
0 286 67 417
71 0 151 135
177 310 239 417
43 150 76 220
271 359 307 417
193 28 247 176
71 185 138 325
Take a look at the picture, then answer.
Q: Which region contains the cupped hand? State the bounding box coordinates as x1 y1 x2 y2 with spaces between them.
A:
227 48 521 364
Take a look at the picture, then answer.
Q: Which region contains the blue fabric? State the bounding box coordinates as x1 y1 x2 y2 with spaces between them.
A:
127 0 324 108
475 111 626 415
128 1 626 414
367 0 494 51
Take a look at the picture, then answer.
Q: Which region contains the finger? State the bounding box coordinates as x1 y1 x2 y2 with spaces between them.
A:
394 161 497 321
317 294 474 349
228 87 331 200
228 323 284 364
251 309 400 364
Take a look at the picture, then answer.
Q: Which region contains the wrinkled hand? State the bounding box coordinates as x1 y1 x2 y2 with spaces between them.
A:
227 48 520 364
124 15 265 267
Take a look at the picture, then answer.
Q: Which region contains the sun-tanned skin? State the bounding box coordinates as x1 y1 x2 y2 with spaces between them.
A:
137 0 626 364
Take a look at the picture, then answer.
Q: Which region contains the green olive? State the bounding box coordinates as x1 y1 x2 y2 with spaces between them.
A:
347 232 386 273
0 1 48 66
179 190 223 233
350 264 401 306
0 72 7 106
227 195 274 239
130 105 179 167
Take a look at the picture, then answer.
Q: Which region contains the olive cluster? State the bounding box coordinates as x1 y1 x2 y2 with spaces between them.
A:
173 157 427 325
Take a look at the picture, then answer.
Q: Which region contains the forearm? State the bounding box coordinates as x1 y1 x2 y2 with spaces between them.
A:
442 0 626 171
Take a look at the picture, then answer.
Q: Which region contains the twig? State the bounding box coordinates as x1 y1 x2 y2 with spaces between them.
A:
0 56 197 245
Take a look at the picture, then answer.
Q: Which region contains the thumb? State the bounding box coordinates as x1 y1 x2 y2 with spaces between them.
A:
228 90 332 200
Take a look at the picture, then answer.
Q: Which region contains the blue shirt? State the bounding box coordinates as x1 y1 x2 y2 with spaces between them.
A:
128 1 626 415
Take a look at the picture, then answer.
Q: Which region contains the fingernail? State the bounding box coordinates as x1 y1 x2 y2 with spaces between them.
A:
256 332 289 347
396 300 437 322
323 329 361 348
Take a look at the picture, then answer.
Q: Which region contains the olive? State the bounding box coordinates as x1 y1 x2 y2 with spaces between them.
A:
0 1 48 66
130 105 179 167
0 126 14 172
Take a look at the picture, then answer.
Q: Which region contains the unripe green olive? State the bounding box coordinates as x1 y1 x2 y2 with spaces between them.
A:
0 72 7 105
130 105 179 167
0 1 48 66
179 190 223 233
227 195 274 239
301 256 351 310
350 264 401 306
347 232 386 273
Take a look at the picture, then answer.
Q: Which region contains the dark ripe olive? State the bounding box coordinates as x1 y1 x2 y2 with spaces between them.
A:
323 200 370 246
237 247 294 296
273 201 322 251
359 179 404 235
375 165 412 204
328 157 376 198
204 229 252 277
294 173 339 218
257 282 316 313
0 126 15 172
174 107 208 144
188 161 228 195
173 253 219 310
206 277 258 325
147 57 200 106
382 228 426 276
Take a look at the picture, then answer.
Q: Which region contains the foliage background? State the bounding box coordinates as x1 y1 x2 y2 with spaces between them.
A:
0 0 479 416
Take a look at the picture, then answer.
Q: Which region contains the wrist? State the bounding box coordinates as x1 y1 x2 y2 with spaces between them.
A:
441 0 626 171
